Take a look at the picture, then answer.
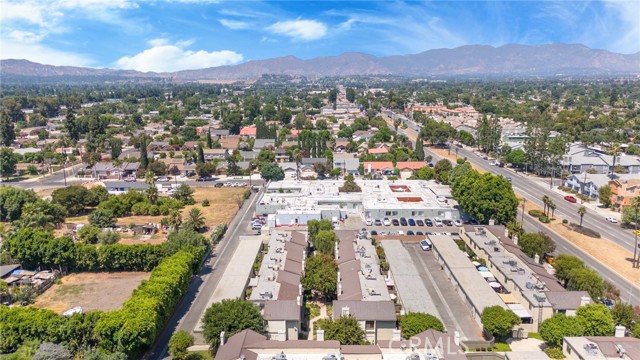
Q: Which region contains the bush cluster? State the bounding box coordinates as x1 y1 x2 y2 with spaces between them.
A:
528 209 544 218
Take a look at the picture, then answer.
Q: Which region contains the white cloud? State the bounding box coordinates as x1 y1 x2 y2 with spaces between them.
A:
115 41 243 72
0 39 93 66
219 19 250 30
603 0 640 54
267 19 327 41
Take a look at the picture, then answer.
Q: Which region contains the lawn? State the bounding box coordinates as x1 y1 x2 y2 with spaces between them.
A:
33 272 150 314
187 351 214 360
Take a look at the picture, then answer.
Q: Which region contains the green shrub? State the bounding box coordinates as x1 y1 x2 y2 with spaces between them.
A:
539 215 550 223
544 347 565 359
78 225 100 244
528 209 544 218
202 199 210 207
562 219 568 224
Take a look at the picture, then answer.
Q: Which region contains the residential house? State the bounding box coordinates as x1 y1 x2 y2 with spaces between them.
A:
334 138 350 152
565 173 635 200
367 148 389 156
13 147 41 156
396 161 427 179
240 125 257 138
148 141 174 152
203 149 228 161
280 141 297 149
275 149 289 163
90 162 120 179
352 130 376 142
301 158 326 166
219 135 241 150
15 163 49 175
562 143 640 175
210 129 230 137
102 180 148 195
181 141 199 151
240 151 259 161
363 162 394 175
278 162 298 180
609 178 640 211
333 153 360 175
254 139 276 151
299 164 317 179
563 336 640 360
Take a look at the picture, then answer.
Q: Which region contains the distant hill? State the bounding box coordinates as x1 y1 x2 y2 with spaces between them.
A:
2 44 639 82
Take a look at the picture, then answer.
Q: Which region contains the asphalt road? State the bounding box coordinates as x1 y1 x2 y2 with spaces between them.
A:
384 110 640 305
145 186 264 360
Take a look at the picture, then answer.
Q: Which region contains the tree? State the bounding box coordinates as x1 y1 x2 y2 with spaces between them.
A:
339 174 362 192
578 206 587 228
314 230 338 255
539 313 585 347
433 159 453 184
481 306 521 339
553 254 585 285
576 304 614 336
148 161 167 176
598 185 612 208
110 138 123 160
184 207 205 232
222 111 243 134
414 138 425 161
33 343 71 360
399 313 445 338
302 253 338 299
0 147 17 177
89 208 116 228
169 330 194 360
452 172 518 224
567 267 605 300
78 225 101 244
14 200 66 230
276 108 292 124
168 209 182 231
139 135 149 169
196 162 217 178
260 163 284 181
346 88 356 103
328 89 338 104
542 195 551 216
52 185 96 216
172 184 195 205
197 142 205 164
202 298 264 349
506 149 526 168
206 130 213 149
415 166 434 180
317 316 366 345
610 302 635 328
519 232 556 258
0 111 16 146
476 115 501 153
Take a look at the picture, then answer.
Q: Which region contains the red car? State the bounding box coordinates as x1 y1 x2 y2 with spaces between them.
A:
564 195 577 203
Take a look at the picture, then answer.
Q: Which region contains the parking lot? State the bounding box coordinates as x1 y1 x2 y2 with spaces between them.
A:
338 215 462 238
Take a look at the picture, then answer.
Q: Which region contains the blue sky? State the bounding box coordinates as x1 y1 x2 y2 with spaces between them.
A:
1 0 639 72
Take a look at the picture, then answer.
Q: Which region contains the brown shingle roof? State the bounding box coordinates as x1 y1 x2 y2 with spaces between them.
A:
340 345 382 354
248 340 340 349
277 270 301 287
263 300 302 321
332 301 397 321
545 291 591 310
215 329 266 360
338 260 362 301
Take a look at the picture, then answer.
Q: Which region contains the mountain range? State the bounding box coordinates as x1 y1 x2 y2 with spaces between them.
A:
2 44 639 82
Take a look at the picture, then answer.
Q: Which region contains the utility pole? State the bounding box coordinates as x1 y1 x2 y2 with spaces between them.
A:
634 199 639 268
62 150 67 187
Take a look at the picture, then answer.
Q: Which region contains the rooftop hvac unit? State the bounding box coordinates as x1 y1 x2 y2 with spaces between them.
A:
267 273 275 281
323 355 339 360
260 291 273 299
533 293 546 303
425 352 439 360
518 268 526 275
273 352 287 360
583 343 598 355
526 282 535 290
406 354 420 360
493 247 500 252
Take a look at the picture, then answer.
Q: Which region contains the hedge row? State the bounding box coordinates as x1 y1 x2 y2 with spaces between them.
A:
0 246 206 358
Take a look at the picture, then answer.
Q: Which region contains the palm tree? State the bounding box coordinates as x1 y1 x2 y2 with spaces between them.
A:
542 195 551 216
578 206 587 228
608 143 621 178
548 200 557 220
185 208 205 232
168 210 182 231
145 170 158 204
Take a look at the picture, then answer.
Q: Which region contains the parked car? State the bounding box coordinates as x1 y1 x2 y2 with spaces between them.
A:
398 230 405 235
156 177 169 182
506 176 512 182
416 231 424 236
425 218 434 227
370 230 378 236
454 219 462 226
214 182 224 187
420 239 432 251
365 218 373 226
602 298 614 309
564 195 577 203
383 218 391 226
375 219 382 226
378 231 387 236
400 218 408 226
605 216 618 223
443 219 453 226
392 218 400 226
408 218 416 226
434 218 443 227
407 230 415 236
416 219 424 226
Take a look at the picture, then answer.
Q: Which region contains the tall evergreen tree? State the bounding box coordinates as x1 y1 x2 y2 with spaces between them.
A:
140 135 149 169
206 129 213 149
197 142 205 164
0 111 16 146
414 138 425 161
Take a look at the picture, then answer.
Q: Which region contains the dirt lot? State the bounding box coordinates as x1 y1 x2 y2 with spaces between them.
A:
520 197 640 285
33 272 150 314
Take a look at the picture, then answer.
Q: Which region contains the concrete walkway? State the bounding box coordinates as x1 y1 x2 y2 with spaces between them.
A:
307 303 328 340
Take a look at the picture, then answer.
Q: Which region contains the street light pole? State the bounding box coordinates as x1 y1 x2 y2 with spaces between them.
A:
521 198 527 224
634 200 639 268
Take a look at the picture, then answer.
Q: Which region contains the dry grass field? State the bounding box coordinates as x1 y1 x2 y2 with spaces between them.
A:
33 272 150 314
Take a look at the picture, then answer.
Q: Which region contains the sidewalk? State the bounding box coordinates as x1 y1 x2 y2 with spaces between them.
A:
307 303 328 340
